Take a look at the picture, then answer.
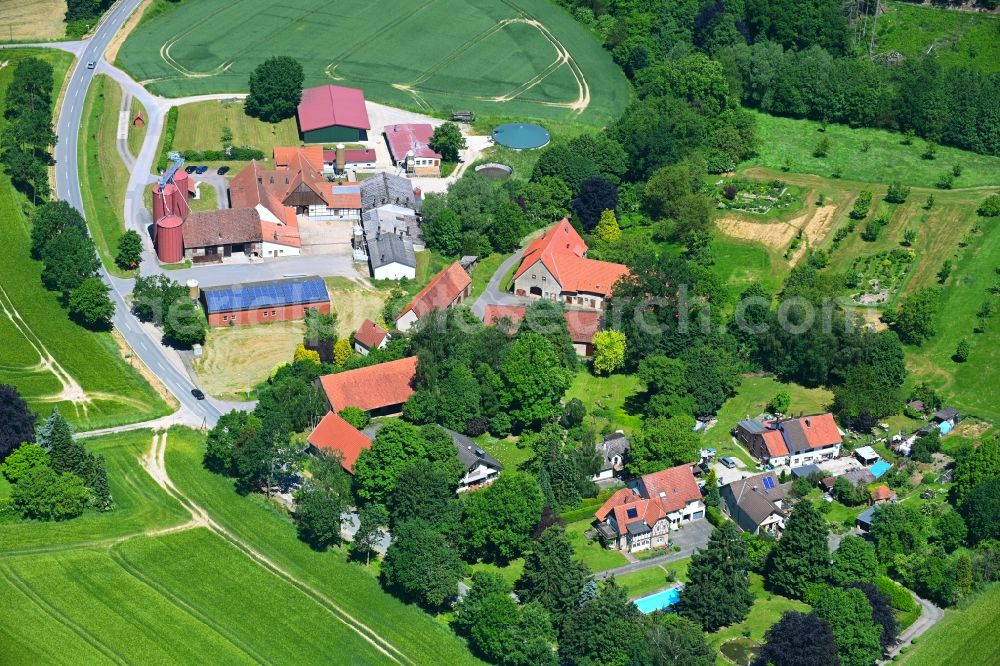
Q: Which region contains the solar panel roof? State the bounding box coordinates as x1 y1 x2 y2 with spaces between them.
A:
202 276 329 314
763 476 775 490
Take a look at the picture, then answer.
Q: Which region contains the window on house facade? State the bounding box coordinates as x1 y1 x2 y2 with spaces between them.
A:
262 311 268 317
271 310 276 315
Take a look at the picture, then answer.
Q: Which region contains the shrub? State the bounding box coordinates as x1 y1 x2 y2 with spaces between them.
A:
922 473 937 485
814 137 831 158
156 107 179 172
954 338 970 363
936 172 955 190
885 183 911 203
952 164 963 177
875 575 916 613
11 466 88 521
978 195 1000 217
181 147 266 161
862 216 889 242
921 141 937 160
706 505 724 526
339 406 370 430
722 184 738 200
851 190 873 220
902 229 917 246
925 195 935 210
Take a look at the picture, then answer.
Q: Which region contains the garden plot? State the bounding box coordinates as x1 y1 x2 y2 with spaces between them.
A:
847 249 916 305
716 178 799 216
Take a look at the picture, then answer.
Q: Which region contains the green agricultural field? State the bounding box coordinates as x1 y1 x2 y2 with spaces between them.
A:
0 49 169 429
898 584 1000 666
79 74 129 275
117 0 631 125
748 111 1000 188
877 1 1000 75
163 428 482 665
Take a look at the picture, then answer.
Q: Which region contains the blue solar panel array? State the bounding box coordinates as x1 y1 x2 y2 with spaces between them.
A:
203 277 329 314
334 185 361 193
762 476 775 490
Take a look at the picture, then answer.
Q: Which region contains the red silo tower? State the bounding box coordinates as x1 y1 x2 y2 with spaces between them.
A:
155 214 184 263
152 182 177 224
171 169 190 219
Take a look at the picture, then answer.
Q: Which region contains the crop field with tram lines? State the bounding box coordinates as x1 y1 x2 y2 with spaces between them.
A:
117 0 630 125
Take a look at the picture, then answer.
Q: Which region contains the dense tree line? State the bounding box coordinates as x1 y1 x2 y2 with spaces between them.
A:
1 57 57 204
559 0 1000 156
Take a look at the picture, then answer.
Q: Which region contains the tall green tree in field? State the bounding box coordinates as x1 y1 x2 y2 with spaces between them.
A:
515 526 590 628
498 332 572 430
69 277 115 329
464 472 543 562
115 229 143 270
893 287 939 345
766 500 829 599
829 535 879 586
627 415 700 474
813 587 883 666
679 521 754 631
429 122 466 162
0 384 36 462
380 519 465 610
244 56 304 122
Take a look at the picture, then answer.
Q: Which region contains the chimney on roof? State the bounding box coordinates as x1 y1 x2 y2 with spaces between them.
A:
805 418 811 427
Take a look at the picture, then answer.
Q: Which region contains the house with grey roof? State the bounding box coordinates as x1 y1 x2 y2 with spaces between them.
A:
361 173 421 212
446 429 503 492
592 432 629 482
362 204 423 250
721 471 788 537
368 233 416 280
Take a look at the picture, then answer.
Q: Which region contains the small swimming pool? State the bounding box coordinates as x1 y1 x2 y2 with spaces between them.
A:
870 460 891 478
634 585 683 614
939 421 954 435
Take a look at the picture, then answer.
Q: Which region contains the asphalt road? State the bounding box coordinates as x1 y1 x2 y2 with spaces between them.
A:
52 0 224 426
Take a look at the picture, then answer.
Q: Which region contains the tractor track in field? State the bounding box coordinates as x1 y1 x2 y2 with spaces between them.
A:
140 432 414 665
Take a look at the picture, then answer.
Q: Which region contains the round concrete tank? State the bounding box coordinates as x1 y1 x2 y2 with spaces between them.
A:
152 183 177 223
186 279 200 300
155 214 184 264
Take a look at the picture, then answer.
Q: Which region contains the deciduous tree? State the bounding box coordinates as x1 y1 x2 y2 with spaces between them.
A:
464 472 543 562
69 276 115 329
753 611 839 666
11 465 88 521
115 229 143 270
0 384 35 462
813 587 883 666
380 519 465 610
592 330 626 375
647 614 714 666
829 535 879 586
352 502 388 565
429 122 466 162
244 56 304 122
0 443 49 483
627 416 700 475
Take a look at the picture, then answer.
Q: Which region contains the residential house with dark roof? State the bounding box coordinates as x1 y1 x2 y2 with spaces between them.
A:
362 205 423 249
296 84 370 142
199 276 330 326
396 262 472 332
361 173 421 212
512 219 629 312
594 463 705 553
592 432 629 482
734 413 843 467
384 123 442 176
354 319 390 356
447 429 503 492
307 411 373 473
721 472 788 537
482 304 603 357
368 233 417 280
317 356 418 415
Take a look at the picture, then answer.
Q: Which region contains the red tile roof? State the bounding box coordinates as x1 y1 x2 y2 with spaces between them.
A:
318 356 418 412
762 429 789 457
227 160 301 247
297 84 370 132
275 145 323 172
397 262 471 321
354 319 389 350
323 149 377 164
514 219 628 297
871 485 895 502
595 463 702 535
307 411 371 472
482 304 601 344
799 413 842 448
322 184 362 209
384 123 442 161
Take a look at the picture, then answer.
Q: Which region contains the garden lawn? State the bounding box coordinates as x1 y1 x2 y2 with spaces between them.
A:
564 516 628 573
469 558 525 588
708 574 810 659
476 434 534 472
565 370 643 434
468 252 506 300
194 320 304 400
898 584 1000 666
877 1 1000 75
171 99 299 157
903 206 1000 423
0 430 188 554
78 74 130 275
617 557 691 599
117 0 630 125
700 377 832 468
0 49 169 429
710 235 787 301
747 111 1000 188
163 427 482 665
322 276 391 338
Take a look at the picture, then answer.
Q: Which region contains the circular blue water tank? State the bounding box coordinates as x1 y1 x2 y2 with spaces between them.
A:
491 123 550 150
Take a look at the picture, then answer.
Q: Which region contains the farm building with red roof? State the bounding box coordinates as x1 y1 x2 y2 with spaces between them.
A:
307 411 372 473
594 463 705 553
353 319 390 356
384 123 442 177
482 304 603 357
297 84 370 143
317 356 418 415
512 219 628 312
395 262 472 332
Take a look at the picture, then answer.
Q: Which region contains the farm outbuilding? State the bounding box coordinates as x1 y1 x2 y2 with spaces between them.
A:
297 84 370 143
200 276 330 326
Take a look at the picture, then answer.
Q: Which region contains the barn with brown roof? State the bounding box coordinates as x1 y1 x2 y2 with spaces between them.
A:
317 356 418 415
395 262 472 332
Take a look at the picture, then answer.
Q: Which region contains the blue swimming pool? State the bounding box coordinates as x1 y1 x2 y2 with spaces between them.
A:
634 585 683 614
870 460 891 478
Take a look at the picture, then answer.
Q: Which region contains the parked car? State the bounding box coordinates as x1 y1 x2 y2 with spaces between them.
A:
720 457 738 469
191 388 206 400
195 165 209 174
184 165 197 174
86 61 96 70
216 165 230 175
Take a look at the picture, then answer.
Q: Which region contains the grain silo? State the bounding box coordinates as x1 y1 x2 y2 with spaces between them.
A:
154 214 184 264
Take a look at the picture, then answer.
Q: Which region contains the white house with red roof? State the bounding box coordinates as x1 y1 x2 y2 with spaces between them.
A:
395 262 472 332
512 219 629 312
734 413 843 467
594 463 705 553
354 319 390 356
384 123 442 176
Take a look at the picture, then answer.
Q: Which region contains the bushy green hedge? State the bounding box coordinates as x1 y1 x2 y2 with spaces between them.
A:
181 147 265 161
876 575 917 613
156 106 179 172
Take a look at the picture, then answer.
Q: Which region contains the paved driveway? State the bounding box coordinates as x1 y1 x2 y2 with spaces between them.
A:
594 519 713 579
